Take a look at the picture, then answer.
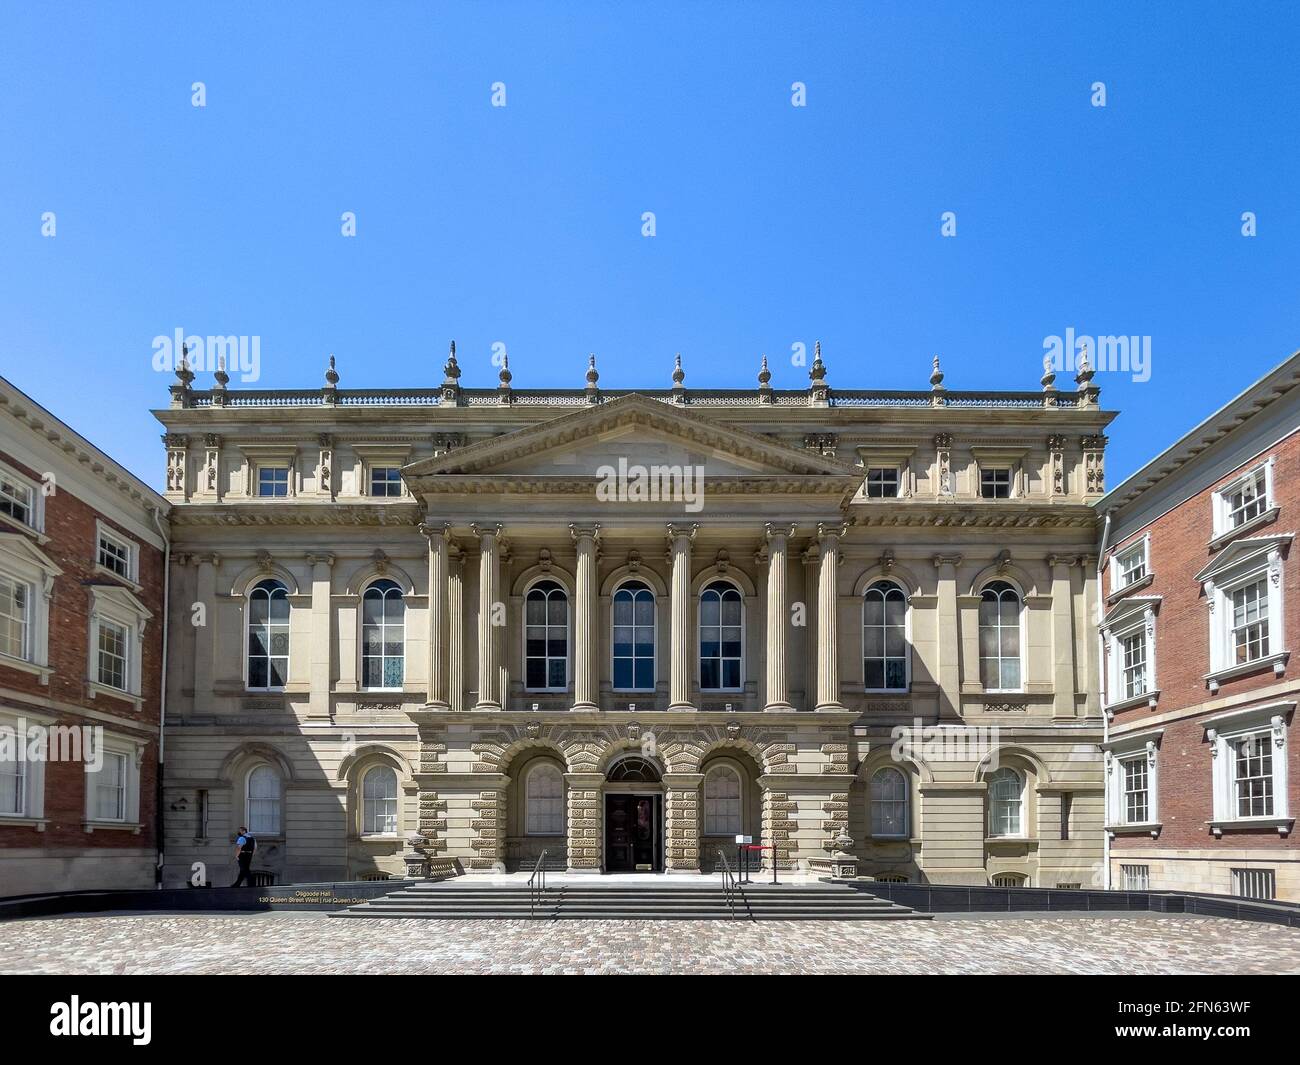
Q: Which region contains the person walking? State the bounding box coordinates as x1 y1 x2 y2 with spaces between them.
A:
231 826 257 887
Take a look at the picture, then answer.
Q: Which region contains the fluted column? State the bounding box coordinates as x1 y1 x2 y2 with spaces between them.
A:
421 522 450 709
571 524 601 710
666 523 698 711
764 523 794 711
815 523 844 711
473 523 503 711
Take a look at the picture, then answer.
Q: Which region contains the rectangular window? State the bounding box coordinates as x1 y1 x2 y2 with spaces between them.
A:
1232 733 1274 818
1122 757 1149 824
1059 792 1072 840
97 529 134 580
257 466 290 497
1116 542 1147 588
1230 579 1270 664
1121 864 1150 891
980 468 1011 499
369 466 403 496
1122 631 1148 699
1225 467 1269 529
0 751 24 815
1231 868 1276 901
865 467 899 498
91 751 127 821
0 471 34 527
96 619 128 690
0 574 30 661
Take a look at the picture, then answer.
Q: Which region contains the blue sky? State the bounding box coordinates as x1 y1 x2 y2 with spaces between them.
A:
1 2 1298 492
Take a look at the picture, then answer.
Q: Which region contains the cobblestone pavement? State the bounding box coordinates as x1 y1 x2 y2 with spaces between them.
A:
4 913 1300 974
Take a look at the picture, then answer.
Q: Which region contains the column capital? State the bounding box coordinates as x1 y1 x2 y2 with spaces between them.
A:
1046 553 1078 570
418 520 452 543
569 522 602 543
470 522 504 540
816 520 849 543
666 521 699 544
764 522 796 543
306 552 335 568
932 553 963 569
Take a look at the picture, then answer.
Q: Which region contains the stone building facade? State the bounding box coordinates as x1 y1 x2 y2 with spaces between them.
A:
156 346 1111 888
0 375 168 895
1100 352 1299 900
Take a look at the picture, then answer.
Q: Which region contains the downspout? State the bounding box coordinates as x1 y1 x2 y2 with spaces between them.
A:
151 505 170 888
1096 508 1113 890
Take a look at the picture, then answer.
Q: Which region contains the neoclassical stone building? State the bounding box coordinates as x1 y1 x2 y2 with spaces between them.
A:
156 346 1112 888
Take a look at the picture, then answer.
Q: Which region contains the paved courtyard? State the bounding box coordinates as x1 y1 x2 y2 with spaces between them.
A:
3 912 1300 974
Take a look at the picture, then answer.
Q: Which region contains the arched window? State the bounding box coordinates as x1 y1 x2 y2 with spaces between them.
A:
699 581 742 691
525 580 568 690
979 581 1022 691
524 762 564 835
703 765 742 835
992 872 1028 888
613 581 655 691
605 756 661 783
988 767 1024 837
361 764 398 835
870 767 909 838
362 579 405 689
863 582 908 691
247 579 289 690
246 764 281 835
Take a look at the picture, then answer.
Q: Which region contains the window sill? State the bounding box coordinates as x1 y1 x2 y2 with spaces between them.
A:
86 681 143 709
1207 816 1293 838
1106 822 1162 839
0 510 47 542
864 688 910 696
0 815 48 831
82 820 142 834
0 653 53 684
1204 651 1289 692
93 564 142 594
1105 690 1160 716
1209 506 1279 551
1107 573 1153 604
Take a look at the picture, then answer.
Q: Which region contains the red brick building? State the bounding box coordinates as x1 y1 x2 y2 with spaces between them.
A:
1100 352 1299 900
0 375 169 895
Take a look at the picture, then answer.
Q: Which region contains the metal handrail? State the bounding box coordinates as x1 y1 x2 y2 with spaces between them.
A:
716 849 737 919
528 849 548 917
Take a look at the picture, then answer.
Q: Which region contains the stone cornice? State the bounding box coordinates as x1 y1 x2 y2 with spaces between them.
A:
168 501 422 526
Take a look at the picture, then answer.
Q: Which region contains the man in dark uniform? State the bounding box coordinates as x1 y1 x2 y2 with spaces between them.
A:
231 826 257 887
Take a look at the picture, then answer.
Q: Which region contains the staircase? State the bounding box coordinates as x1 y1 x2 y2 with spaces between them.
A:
332 881 931 921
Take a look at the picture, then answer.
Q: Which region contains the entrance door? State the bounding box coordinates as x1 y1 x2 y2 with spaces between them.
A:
604 794 662 872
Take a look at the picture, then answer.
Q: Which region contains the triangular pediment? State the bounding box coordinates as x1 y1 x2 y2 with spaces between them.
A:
403 394 862 487
1194 532 1292 585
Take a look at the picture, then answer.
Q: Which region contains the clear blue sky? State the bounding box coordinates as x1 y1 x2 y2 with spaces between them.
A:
2 2 1298 492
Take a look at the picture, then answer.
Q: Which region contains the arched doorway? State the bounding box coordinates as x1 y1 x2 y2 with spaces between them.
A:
604 755 664 873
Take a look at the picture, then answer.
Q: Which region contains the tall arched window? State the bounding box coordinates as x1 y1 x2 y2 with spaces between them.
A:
247 579 289 690
988 766 1024 837
524 762 564 835
613 580 655 691
979 581 1022 691
525 580 569 690
700 581 742 691
703 765 742 835
361 764 398 835
362 579 405 689
863 582 908 691
246 764 281 835
870 767 909 837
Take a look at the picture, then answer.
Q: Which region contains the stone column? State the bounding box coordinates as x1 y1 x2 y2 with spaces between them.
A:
192 554 219 699
666 523 698 711
448 542 465 711
473 523 503 711
933 554 962 718
307 553 334 720
421 522 451 710
570 524 601 710
764 523 794 711
1048 554 1077 718
565 772 604 872
664 772 703 873
814 523 844 711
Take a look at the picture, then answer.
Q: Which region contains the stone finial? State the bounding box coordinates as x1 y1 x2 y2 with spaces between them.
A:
443 341 461 383
929 354 947 407
585 353 600 403
213 354 230 390
810 340 826 382
176 343 195 387
809 340 829 406
1075 340 1100 408
758 354 773 403
497 351 513 404
325 354 339 386
1041 352 1058 408
672 353 685 386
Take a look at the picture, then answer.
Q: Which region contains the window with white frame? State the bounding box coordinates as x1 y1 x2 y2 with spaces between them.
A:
865 467 899 498
0 536 58 679
257 465 290 498
0 711 47 820
703 764 742 836
0 751 23 816
96 618 128 690
1121 630 1148 699
247 579 290 689
0 467 36 529
1198 538 1289 686
524 580 569 691
524 762 564 835
870 767 909 838
1121 864 1150 890
0 572 29 661
361 764 398 835
1105 738 1160 829
1230 578 1270 665
1114 539 1148 589
96 524 136 582
369 466 403 497
979 581 1022 691
863 581 909 691
91 751 127 821
987 766 1024 837
1232 868 1276 901
85 585 149 700
83 735 143 828
980 467 1012 499
361 579 405 689
1206 705 1291 831
246 764 282 835
1215 462 1274 535
699 580 743 691
1123 756 1149 823
612 580 655 691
